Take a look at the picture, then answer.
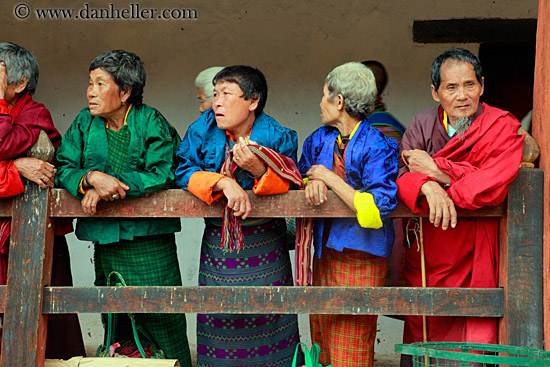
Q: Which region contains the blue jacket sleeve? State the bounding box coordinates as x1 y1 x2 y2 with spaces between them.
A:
174 111 211 190
358 129 399 217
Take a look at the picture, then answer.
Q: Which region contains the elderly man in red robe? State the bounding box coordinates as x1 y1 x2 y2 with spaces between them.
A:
397 48 524 364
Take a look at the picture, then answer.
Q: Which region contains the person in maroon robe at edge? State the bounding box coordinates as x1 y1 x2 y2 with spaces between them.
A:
0 42 85 358
397 48 524 366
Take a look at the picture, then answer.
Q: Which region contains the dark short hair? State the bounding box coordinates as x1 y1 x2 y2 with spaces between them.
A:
89 50 146 106
431 48 483 91
361 60 387 95
213 65 267 116
0 42 39 95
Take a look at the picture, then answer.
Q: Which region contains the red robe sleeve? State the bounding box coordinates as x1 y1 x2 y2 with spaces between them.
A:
397 172 434 213
0 100 60 160
397 112 436 213
0 161 24 198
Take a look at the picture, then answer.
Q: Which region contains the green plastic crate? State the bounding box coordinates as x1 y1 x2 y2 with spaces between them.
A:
395 342 550 367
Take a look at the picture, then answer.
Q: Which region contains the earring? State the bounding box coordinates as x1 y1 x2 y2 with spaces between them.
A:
122 101 126 106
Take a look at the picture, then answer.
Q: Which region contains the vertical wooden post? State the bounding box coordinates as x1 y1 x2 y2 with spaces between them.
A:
0 181 53 367
499 169 544 348
533 0 550 351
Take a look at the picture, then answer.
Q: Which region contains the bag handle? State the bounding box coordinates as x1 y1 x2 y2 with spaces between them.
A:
291 342 332 367
103 271 148 358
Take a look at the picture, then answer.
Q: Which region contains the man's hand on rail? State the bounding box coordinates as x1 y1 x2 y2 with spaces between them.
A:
420 181 457 230
403 149 450 185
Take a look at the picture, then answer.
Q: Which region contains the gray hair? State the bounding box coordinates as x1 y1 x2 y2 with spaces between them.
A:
0 42 39 95
325 62 377 121
195 66 224 99
89 50 146 106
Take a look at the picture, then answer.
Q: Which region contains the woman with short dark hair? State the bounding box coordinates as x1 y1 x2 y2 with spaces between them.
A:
56 49 191 365
176 65 302 367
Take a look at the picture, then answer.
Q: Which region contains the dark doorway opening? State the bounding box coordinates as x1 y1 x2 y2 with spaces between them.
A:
479 42 536 125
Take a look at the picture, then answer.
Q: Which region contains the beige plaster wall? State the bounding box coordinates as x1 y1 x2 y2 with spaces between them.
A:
1 0 539 361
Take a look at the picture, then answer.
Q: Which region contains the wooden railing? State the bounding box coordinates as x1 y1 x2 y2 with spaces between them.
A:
0 168 543 367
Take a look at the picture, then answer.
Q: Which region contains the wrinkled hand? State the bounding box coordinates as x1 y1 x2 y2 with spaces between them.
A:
216 177 252 219
81 188 101 215
306 164 338 186
403 149 450 185
420 181 457 230
304 179 328 206
403 150 438 175
87 171 129 201
232 137 266 177
13 157 56 188
0 62 7 100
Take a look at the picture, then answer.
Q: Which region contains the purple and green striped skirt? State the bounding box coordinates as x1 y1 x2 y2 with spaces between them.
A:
197 218 301 367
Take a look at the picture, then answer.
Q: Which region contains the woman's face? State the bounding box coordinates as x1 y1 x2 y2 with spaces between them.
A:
320 83 340 126
87 68 128 118
212 81 257 133
197 87 211 113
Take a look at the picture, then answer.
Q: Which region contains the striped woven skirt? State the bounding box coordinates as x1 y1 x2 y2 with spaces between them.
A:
310 246 389 367
94 233 192 366
197 218 301 367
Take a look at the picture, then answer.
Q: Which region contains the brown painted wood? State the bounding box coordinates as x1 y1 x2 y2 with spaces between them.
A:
48 189 505 218
498 206 509 345
0 285 5 310
0 197 12 218
413 18 537 44
501 169 544 349
0 183 53 367
42 286 503 317
0 171 534 367
533 0 550 351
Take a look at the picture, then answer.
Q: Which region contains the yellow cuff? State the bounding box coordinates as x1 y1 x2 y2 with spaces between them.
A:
78 176 86 195
354 191 383 228
302 178 309 185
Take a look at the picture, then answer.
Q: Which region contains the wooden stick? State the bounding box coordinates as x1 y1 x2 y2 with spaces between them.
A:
419 218 429 366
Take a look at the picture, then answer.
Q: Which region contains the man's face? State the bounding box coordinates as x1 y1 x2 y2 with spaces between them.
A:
431 60 484 127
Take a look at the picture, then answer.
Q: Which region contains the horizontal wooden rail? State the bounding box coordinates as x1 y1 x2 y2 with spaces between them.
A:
45 189 505 218
35 286 503 316
0 169 542 367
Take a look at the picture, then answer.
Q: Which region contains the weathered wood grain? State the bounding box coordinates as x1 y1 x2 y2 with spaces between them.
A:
0 183 53 367
48 189 505 218
0 197 12 218
533 1 550 351
501 169 544 349
42 286 504 317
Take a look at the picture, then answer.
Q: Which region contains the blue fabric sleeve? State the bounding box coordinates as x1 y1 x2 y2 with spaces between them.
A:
358 129 399 217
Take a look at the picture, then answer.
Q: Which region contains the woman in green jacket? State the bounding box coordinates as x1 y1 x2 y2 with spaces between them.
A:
55 49 191 366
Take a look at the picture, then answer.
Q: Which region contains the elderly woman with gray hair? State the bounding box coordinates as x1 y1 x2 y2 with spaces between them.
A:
298 62 399 367
195 66 224 113
55 50 191 365
0 42 85 359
